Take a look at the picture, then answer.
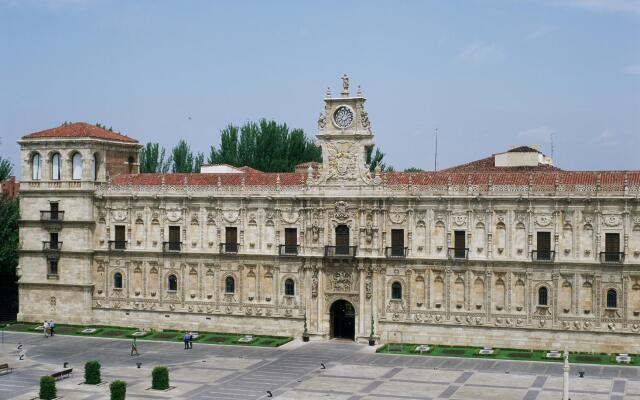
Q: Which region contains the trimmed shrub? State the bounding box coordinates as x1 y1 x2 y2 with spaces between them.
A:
110 380 127 400
151 366 169 390
39 376 56 400
84 360 101 384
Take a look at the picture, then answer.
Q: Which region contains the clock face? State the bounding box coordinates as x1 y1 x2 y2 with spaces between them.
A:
333 106 354 129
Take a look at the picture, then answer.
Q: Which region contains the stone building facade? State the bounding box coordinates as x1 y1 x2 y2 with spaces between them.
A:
17 78 640 352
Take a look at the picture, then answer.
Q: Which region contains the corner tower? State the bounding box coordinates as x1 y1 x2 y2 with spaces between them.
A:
315 75 379 186
17 122 141 324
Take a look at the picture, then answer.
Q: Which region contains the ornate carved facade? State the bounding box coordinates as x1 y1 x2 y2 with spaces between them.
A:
17 77 640 352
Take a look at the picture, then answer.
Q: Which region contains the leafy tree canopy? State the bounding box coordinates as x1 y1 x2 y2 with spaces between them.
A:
0 197 19 276
404 167 424 172
366 146 394 172
208 119 321 172
0 156 13 181
139 143 172 173
171 139 204 173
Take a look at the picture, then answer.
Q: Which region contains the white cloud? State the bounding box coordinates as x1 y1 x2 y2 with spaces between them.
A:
527 25 556 40
591 129 620 145
517 126 554 140
457 41 505 64
543 0 640 16
623 64 640 75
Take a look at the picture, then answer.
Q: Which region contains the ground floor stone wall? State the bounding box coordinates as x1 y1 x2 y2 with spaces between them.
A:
379 321 640 354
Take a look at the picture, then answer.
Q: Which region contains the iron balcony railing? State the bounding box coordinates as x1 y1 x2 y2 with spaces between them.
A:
532 250 555 262
279 244 300 256
324 246 357 258
600 252 625 264
219 242 239 254
162 241 182 252
108 240 128 251
40 211 64 221
42 241 62 251
448 247 469 260
385 246 408 258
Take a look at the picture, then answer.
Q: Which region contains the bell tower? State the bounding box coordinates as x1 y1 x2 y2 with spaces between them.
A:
315 75 380 186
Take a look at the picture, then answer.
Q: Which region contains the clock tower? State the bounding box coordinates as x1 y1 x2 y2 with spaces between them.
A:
315 75 379 186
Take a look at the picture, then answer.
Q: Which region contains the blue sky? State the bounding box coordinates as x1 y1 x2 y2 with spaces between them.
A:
1 0 638 172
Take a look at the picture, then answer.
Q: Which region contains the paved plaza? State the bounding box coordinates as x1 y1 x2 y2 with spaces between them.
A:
0 332 639 399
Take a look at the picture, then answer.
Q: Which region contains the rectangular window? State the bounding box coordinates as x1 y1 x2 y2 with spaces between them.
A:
454 230 466 258
49 232 59 250
284 228 297 255
391 229 404 256
225 227 238 253
50 202 59 221
605 233 620 262
114 225 126 249
48 259 58 276
537 232 551 261
168 226 181 251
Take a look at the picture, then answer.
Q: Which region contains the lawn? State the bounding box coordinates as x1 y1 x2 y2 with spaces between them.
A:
3 322 292 347
376 343 640 366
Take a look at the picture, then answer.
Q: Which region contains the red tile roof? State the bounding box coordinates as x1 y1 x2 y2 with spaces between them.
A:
22 122 138 143
109 171 640 192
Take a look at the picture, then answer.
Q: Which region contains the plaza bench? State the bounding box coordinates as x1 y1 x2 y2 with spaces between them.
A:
0 363 12 376
51 368 73 381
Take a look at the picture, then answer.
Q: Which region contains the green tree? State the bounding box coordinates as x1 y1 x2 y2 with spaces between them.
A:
0 156 12 181
366 146 393 172
404 167 424 172
139 143 171 173
207 119 321 172
0 197 19 276
194 152 205 172
171 140 195 173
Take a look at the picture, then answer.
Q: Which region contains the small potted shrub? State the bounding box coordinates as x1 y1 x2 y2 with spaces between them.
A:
302 313 310 342
368 315 376 346
39 376 56 400
151 366 169 390
110 380 126 400
85 360 101 384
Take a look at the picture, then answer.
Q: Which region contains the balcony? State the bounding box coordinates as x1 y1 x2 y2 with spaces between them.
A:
162 241 182 252
42 241 62 252
219 243 239 254
532 250 555 262
324 246 357 259
600 252 625 264
448 247 469 260
385 246 408 258
40 211 64 222
279 244 300 256
108 240 128 251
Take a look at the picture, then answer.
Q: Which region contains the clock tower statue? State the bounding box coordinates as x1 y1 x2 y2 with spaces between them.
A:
314 75 379 186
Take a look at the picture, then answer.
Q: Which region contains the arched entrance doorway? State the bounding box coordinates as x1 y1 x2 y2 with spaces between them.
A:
330 299 355 340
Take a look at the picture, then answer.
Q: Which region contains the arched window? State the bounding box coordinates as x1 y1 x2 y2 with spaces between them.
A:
225 276 235 293
538 286 548 306
72 153 82 180
92 153 98 181
168 274 177 291
285 278 295 296
607 289 617 308
391 281 402 300
31 153 42 180
113 272 123 289
127 156 135 174
51 153 61 180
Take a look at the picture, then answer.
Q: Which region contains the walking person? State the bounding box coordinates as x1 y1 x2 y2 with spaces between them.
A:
188 332 193 349
43 321 49 338
49 320 55 337
130 337 139 356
